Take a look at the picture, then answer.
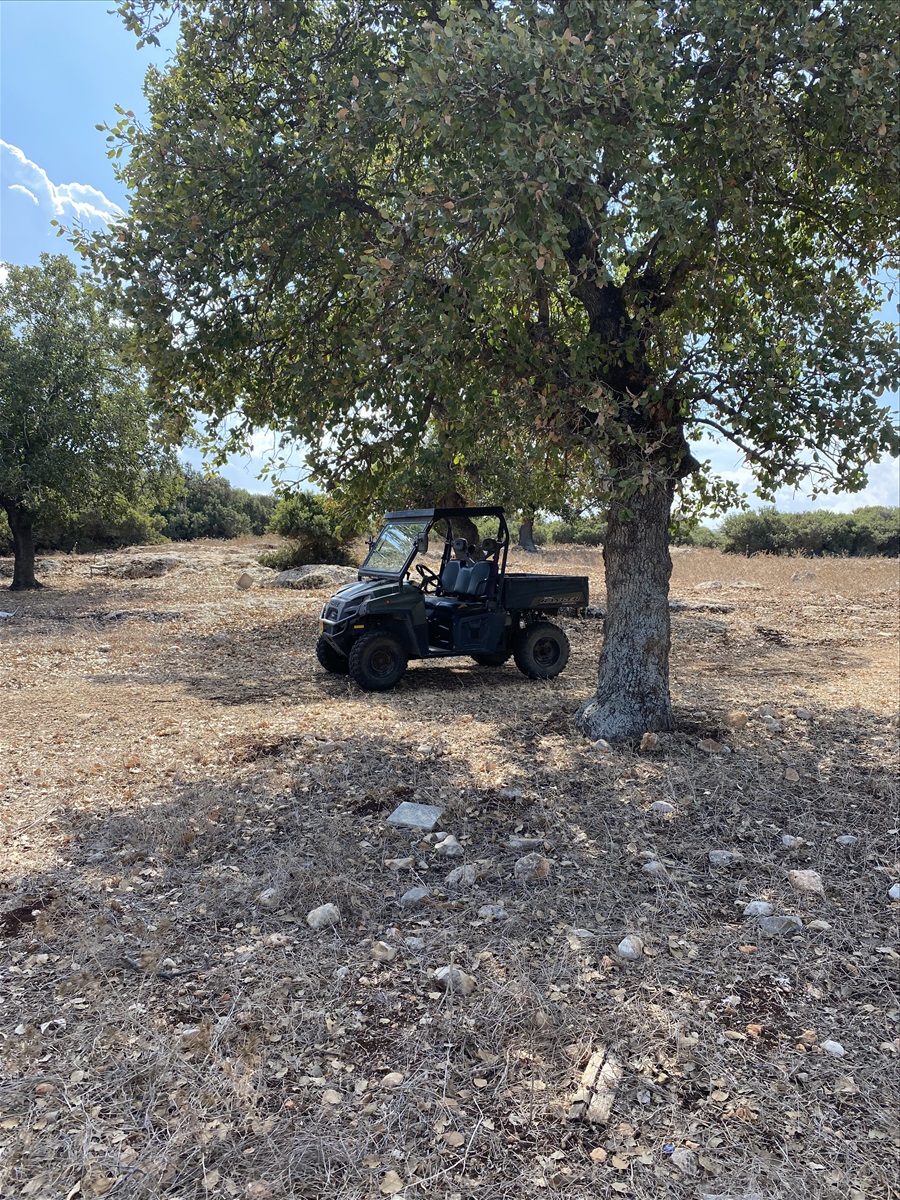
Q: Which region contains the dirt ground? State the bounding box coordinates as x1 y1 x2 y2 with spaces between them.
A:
1 541 898 1200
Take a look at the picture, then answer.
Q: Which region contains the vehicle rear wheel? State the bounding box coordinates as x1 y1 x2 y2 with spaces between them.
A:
316 635 350 674
471 650 512 667
349 631 408 691
513 621 570 680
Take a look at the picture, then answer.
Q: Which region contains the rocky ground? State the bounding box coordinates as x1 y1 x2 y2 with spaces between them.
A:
0 541 898 1200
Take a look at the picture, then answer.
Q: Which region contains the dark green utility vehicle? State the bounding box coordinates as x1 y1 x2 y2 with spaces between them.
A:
317 506 588 691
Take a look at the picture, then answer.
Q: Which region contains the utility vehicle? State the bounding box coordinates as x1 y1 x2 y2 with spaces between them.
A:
317 507 588 691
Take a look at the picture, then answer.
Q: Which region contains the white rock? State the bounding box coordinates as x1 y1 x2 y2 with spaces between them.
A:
781 834 803 850
434 834 464 858
446 864 476 889
639 732 658 753
708 850 741 868
256 887 281 909
821 1040 846 1058
507 835 544 850
617 935 644 962
237 572 254 590
743 900 775 918
594 739 613 753
650 801 676 816
514 852 550 882
384 856 415 871
380 1071 404 1088
788 869 825 898
399 886 430 909
477 903 507 921
836 835 858 849
889 883 900 902
808 919 832 931
670 1147 697 1176
434 965 476 995
371 941 397 963
499 787 523 801
306 903 340 930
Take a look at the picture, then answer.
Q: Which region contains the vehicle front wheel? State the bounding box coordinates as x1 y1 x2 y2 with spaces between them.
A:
348 631 409 691
316 635 350 675
513 621 570 680
471 650 512 667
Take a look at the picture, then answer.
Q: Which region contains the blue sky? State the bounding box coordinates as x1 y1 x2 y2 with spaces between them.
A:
1 0 897 512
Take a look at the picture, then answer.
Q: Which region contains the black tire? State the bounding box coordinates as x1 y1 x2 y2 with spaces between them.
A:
513 621 570 680
316 635 350 675
348 631 408 691
471 650 512 667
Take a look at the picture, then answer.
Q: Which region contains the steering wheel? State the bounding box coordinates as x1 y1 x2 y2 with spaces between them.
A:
416 563 440 593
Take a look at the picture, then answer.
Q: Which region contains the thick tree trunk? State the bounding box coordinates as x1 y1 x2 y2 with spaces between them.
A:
575 475 675 741
439 490 481 549
4 502 42 591
518 514 538 553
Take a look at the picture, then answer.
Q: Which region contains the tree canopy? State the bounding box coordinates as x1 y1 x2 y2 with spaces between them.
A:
0 254 169 588
88 0 899 736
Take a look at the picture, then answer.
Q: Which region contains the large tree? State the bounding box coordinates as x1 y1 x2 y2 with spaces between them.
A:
90 0 898 737
0 255 167 589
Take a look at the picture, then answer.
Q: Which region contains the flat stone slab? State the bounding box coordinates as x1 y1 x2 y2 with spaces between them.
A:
386 802 443 831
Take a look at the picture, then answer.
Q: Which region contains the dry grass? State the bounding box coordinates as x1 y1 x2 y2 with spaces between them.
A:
1 542 898 1200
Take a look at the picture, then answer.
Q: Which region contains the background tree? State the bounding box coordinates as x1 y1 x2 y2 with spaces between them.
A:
0 254 170 589
92 0 898 738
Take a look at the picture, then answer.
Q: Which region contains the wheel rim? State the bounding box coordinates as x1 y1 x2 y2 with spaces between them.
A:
533 636 561 667
369 647 398 678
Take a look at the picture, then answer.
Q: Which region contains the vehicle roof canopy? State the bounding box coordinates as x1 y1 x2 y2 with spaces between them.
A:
383 507 506 522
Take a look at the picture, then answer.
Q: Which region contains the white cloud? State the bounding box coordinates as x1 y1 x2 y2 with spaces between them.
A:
0 140 123 226
8 183 39 205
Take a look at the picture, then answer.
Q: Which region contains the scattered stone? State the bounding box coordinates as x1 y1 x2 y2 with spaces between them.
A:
237 572 255 590
321 1088 342 1105
698 738 727 754
499 787 523 801
639 732 658 753
889 883 900 902
507 834 544 850
384 856 415 871
757 704 775 717
725 710 749 729
434 965 476 995
642 860 669 882
784 768 800 783
477 903 508 921
695 581 724 590
821 1040 846 1058
808 919 832 932
617 934 644 962
105 554 185 579
593 739 613 753
434 833 464 858
446 865 476 889
781 834 803 850
758 914 804 937
670 1148 698 1177
306 903 340 930
386 802 443 832
743 900 775 918
399 886 430 910
404 936 425 951
708 850 741 868
514 852 550 882
795 708 813 721
762 717 784 732
836 835 858 849
256 887 280 909
788 869 825 898
263 564 358 590
650 801 676 816
380 1071 404 1088
371 941 397 963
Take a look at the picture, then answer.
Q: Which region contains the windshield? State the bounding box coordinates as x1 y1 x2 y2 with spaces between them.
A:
361 520 429 577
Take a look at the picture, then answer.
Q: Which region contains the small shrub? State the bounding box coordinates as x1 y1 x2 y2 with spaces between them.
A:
263 491 357 567
721 506 900 556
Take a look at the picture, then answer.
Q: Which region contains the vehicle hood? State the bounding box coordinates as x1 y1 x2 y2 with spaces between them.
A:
329 579 406 605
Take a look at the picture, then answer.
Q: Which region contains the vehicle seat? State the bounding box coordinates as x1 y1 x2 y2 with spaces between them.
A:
461 561 490 597
439 558 461 595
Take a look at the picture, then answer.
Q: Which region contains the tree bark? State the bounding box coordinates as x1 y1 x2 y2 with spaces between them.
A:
439 490 481 549
4 502 42 591
518 514 538 553
575 473 675 741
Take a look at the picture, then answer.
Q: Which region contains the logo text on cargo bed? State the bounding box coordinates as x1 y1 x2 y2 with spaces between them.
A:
535 593 583 604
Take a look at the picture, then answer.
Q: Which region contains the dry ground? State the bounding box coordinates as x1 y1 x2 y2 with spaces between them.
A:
1 542 898 1200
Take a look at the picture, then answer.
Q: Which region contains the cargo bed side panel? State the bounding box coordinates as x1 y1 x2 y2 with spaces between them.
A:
500 574 589 610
